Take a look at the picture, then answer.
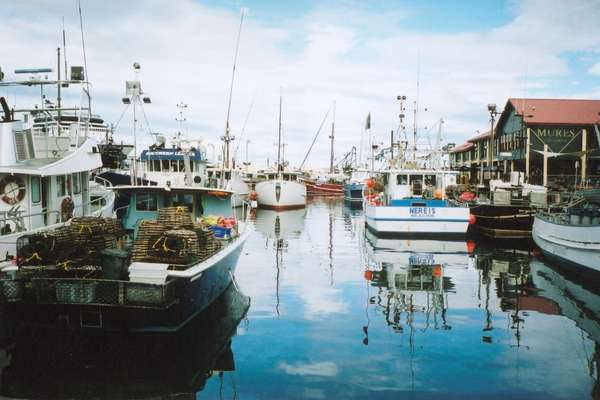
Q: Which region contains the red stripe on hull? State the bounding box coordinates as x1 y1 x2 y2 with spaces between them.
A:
304 182 344 195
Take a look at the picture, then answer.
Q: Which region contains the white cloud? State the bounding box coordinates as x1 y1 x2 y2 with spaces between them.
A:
1 0 599 167
279 361 339 377
589 62 600 76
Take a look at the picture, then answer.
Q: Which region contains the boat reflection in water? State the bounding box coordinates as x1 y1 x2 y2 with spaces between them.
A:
364 234 467 338
253 208 306 315
0 284 250 399
530 259 600 399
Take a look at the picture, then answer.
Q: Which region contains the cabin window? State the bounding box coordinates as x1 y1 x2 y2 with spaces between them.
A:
178 160 185 172
136 193 158 211
396 175 408 185
290 174 297 181
225 171 231 180
382 174 388 185
153 160 161 172
73 173 81 194
190 160 195 172
161 160 169 172
424 175 436 187
57 175 66 197
170 160 178 172
147 161 153 172
31 176 41 203
171 193 194 212
283 174 289 181
409 175 423 184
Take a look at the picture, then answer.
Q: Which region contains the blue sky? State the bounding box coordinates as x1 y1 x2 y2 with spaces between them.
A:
0 0 599 168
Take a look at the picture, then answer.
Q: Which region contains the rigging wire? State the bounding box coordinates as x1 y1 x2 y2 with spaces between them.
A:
299 105 332 170
232 93 256 160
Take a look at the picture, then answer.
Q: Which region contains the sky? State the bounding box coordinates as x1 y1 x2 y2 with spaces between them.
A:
1 0 600 169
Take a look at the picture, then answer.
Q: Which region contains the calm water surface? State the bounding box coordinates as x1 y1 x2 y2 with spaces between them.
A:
1 198 599 399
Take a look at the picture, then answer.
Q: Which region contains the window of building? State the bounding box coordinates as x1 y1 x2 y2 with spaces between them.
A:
31 176 41 203
136 193 158 211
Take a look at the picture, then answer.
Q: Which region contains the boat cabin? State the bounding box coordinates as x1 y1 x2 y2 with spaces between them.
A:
380 169 458 204
139 147 207 187
115 186 235 234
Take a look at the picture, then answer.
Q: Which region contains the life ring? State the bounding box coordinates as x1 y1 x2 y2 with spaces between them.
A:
0 175 26 205
61 196 74 221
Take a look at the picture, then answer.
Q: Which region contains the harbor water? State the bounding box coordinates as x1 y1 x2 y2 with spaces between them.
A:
1 198 599 399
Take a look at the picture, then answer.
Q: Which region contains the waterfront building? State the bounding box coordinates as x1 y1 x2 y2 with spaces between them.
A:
451 98 600 187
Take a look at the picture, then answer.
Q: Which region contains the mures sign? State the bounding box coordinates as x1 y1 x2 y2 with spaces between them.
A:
531 126 583 153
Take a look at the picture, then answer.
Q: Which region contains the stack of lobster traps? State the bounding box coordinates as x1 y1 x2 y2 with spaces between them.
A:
16 217 125 270
132 207 221 267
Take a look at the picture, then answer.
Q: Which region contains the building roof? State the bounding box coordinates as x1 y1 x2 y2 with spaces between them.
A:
508 98 600 125
449 142 475 153
467 129 494 142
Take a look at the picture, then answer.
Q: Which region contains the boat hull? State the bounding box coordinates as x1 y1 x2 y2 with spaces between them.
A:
532 214 600 272
256 180 306 210
305 181 343 196
469 204 535 239
365 203 470 238
9 231 248 332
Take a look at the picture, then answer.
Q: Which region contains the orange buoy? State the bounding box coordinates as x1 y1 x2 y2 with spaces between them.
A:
468 214 476 225
249 191 258 201
434 189 443 199
366 179 375 189
432 265 442 278
466 240 476 254
364 270 373 281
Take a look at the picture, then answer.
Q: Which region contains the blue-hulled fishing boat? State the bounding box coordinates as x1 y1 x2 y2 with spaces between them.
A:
0 185 251 332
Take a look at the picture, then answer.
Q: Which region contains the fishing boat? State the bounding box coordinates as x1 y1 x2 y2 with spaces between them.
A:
255 96 306 210
0 67 114 260
0 283 250 399
303 175 344 196
344 169 370 204
532 189 600 272
206 167 250 207
0 185 250 332
468 172 548 239
364 169 472 238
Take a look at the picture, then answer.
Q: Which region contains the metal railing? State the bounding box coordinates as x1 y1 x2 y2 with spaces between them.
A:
29 277 177 309
0 184 114 237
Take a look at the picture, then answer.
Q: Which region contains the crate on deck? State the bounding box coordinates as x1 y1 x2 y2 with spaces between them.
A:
157 207 194 229
16 226 73 266
146 229 200 265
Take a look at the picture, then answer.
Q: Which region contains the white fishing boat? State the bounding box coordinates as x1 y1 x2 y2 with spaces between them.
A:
207 168 250 208
255 96 306 210
0 66 114 259
364 169 472 237
532 190 600 272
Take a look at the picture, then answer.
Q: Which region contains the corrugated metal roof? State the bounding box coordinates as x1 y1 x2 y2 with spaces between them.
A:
509 98 600 125
450 142 474 153
467 129 494 142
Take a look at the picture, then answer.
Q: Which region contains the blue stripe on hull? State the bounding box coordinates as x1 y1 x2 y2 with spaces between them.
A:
366 216 469 222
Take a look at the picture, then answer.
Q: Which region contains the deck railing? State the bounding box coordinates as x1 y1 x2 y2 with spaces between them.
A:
28 277 177 309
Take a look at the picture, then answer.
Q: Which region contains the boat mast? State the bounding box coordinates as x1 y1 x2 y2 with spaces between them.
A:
277 94 282 173
222 8 245 170
57 48 62 121
329 100 336 174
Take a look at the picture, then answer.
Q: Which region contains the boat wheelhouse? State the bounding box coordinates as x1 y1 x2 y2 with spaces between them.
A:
344 169 370 204
206 168 250 208
1 185 250 332
0 92 114 259
364 169 471 238
139 143 207 188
